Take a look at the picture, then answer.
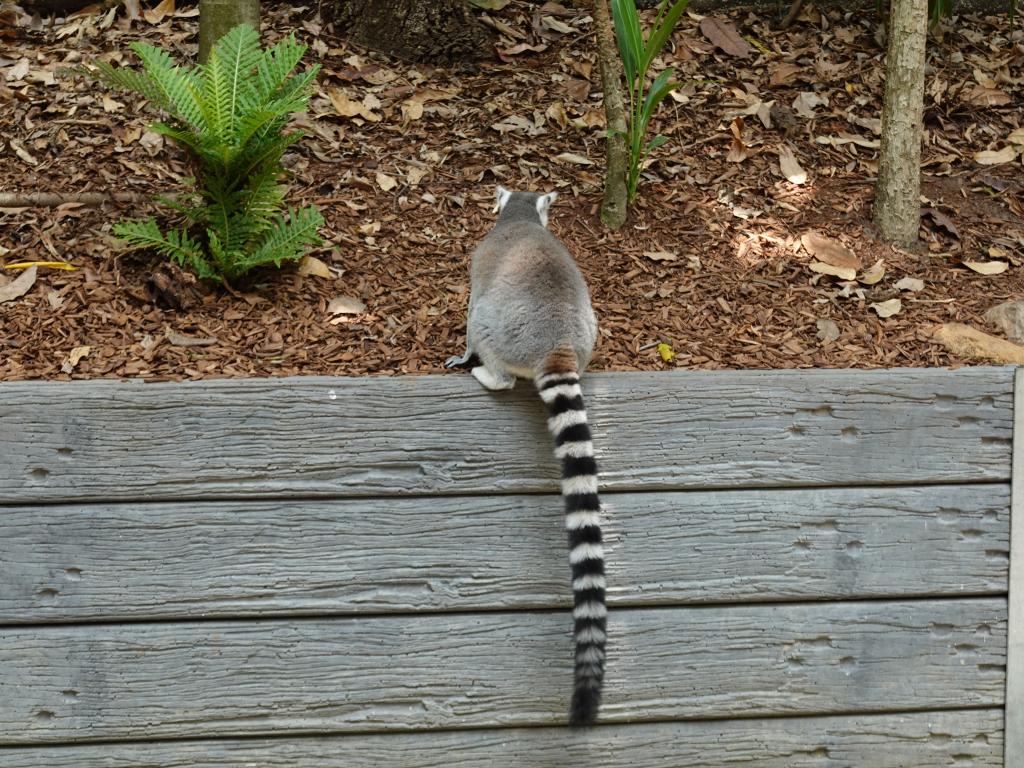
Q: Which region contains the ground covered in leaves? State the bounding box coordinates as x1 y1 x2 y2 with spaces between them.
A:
1 0 1023 380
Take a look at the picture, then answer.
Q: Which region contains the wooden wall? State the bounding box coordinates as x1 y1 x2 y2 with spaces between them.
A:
0 368 1018 766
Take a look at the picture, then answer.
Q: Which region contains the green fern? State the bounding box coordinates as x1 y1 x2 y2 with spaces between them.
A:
94 25 322 282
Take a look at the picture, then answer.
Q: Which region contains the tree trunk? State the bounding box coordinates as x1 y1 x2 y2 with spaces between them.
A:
324 0 490 63
873 0 927 246
591 0 628 230
199 0 261 63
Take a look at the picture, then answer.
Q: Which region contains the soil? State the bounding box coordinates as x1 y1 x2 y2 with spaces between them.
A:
0 1 1022 381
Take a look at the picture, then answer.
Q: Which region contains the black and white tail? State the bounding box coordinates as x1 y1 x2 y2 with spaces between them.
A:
536 363 606 727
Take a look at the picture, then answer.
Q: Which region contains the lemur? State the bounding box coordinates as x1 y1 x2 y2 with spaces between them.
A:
445 186 606 727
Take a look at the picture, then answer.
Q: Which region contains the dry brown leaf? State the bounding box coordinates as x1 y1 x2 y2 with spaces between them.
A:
858 259 885 285
778 144 806 184
0 264 36 303
816 318 840 343
727 135 747 163
974 146 1019 166
801 231 861 270
644 250 678 262
1008 128 1024 146
698 17 752 58
769 63 802 87
963 260 1009 275
376 172 397 192
895 276 924 292
498 42 548 61
555 152 593 165
328 88 380 122
328 296 367 315
9 139 38 166
962 85 1011 106
809 261 856 281
869 298 902 318
61 345 92 373
298 255 333 278
931 322 1024 364
792 91 826 118
143 0 174 24
166 330 218 347
546 101 568 128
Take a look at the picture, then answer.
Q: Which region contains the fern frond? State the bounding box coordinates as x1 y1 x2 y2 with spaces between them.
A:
93 61 169 109
113 219 216 279
130 42 204 130
237 206 323 273
202 24 262 148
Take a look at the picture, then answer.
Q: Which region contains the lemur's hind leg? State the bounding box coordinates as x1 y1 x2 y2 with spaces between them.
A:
472 365 516 391
444 350 480 369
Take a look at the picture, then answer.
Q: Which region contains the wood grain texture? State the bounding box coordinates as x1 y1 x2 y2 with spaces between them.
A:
0 600 1006 744
0 485 1009 623
0 710 1004 767
0 368 1012 502
1006 368 1024 768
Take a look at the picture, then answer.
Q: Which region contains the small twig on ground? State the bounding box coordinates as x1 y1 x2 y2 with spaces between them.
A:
0 192 150 207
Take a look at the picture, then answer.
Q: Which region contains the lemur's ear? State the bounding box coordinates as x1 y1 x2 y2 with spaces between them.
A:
494 185 513 213
536 191 557 226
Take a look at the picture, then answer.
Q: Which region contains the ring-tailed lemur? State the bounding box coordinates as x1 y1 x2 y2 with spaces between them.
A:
445 186 606 727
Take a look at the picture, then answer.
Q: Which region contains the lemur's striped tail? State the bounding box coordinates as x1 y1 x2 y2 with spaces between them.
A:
536 356 606 728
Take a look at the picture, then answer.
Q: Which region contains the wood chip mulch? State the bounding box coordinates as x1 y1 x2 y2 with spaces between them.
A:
1 1 1022 381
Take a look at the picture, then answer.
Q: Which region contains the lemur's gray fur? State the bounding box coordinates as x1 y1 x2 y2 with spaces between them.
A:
446 186 607 727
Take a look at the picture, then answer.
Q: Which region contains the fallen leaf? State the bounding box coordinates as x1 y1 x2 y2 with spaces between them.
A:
61 345 92 373
858 259 885 285
0 264 36 303
792 91 827 118
699 17 752 58
498 42 548 61
769 62 802 87
298 255 333 278
1008 128 1024 146
922 208 959 238
46 289 64 310
166 330 218 347
801 231 861 270
657 342 675 361
546 101 568 128
555 152 593 165
870 298 902 318
9 139 38 166
644 250 677 262
931 322 1024 364
143 0 173 24
406 166 428 186
727 135 747 163
328 88 381 122
816 318 840 343
962 85 1011 106
375 172 397 191
974 146 1019 165
469 0 511 8
809 261 856 281
778 144 806 184
963 260 1008 275
895 276 924 292
328 296 367 315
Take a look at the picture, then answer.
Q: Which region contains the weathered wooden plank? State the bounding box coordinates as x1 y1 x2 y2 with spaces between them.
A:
0 485 1009 623
0 600 1005 744
0 368 1012 502
1007 367 1024 768
0 710 1004 767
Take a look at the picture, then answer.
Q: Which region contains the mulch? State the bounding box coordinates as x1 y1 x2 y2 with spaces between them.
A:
1 0 1022 381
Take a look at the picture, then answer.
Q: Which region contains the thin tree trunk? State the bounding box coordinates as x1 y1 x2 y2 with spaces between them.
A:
873 0 927 246
592 0 628 230
199 0 261 63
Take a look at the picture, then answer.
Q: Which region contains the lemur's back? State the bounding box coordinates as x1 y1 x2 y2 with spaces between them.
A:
470 214 596 378
445 187 606 727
